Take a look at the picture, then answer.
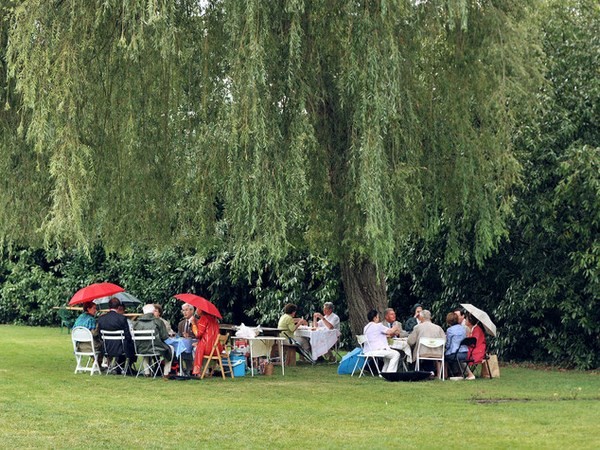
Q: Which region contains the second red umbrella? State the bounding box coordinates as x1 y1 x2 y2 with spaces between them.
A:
173 293 222 319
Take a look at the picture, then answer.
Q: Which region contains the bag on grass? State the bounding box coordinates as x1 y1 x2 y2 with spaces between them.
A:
481 354 500 378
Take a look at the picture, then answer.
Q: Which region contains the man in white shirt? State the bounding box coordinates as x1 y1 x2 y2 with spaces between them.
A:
313 302 340 330
363 309 401 373
312 302 340 362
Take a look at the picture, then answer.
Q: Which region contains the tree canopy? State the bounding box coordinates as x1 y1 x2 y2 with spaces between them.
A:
2 1 544 334
2 0 537 260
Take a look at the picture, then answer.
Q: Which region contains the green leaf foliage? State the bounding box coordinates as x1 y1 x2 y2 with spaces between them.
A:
1 0 536 271
389 0 599 369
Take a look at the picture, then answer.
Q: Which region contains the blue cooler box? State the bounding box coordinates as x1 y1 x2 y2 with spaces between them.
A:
227 354 247 377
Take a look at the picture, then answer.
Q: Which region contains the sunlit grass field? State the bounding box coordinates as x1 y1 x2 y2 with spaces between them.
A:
0 325 598 449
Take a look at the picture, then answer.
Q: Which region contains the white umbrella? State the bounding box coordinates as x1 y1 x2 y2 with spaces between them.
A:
460 303 497 337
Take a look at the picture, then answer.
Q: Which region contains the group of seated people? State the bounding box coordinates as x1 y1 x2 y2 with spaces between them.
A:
73 297 221 378
278 302 340 363
362 305 487 379
74 296 486 380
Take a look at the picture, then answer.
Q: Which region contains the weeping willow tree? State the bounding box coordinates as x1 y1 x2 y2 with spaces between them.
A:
2 0 540 334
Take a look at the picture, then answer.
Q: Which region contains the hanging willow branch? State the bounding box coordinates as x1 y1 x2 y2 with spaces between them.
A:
2 0 541 270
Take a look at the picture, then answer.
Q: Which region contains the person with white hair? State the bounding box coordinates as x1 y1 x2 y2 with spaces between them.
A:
177 303 196 376
312 302 341 363
133 304 174 377
313 302 340 330
407 309 446 376
382 308 408 338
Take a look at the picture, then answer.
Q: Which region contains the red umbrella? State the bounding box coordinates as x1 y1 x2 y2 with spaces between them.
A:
173 293 222 319
69 282 125 306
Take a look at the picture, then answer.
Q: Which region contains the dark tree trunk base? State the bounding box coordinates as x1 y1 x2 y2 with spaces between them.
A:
340 257 388 337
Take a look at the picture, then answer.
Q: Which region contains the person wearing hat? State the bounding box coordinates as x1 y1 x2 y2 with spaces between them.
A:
133 304 174 377
404 303 423 333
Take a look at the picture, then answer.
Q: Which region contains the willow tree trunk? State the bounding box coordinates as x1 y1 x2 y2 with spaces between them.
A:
340 258 388 337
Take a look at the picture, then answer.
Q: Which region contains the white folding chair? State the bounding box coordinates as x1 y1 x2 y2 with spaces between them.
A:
101 329 130 376
415 337 446 380
71 327 101 375
132 329 163 378
351 334 388 377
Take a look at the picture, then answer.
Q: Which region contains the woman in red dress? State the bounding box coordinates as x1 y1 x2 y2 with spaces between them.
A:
192 311 221 375
466 314 487 364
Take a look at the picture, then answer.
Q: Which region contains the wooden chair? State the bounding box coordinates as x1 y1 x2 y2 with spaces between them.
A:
201 333 234 379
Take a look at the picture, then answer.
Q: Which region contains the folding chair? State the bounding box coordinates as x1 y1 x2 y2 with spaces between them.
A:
330 338 343 363
415 337 445 380
447 337 476 378
286 336 315 364
469 350 494 379
201 333 234 379
132 330 163 378
101 329 130 376
71 327 101 375
351 335 387 377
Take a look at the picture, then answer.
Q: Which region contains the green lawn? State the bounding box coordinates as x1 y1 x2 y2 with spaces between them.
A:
0 325 598 449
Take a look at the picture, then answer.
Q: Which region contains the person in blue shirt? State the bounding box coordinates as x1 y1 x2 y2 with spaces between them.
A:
73 302 101 352
74 302 97 329
445 312 475 379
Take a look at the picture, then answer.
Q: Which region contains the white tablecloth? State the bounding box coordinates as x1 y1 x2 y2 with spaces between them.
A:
295 328 339 361
390 338 412 364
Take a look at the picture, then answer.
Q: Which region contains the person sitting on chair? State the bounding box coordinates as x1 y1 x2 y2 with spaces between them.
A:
153 303 175 337
192 308 221 377
133 304 174 377
73 302 101 352
97 297 136 374
278 303 310 356
404 303 423 333
453 306 467 328
466 313 487 365
177 303 196 376
382 308 408 338
312 302 341 363
407 309 445 376
313 302 340 330
363 309 401 373
445 312 475 379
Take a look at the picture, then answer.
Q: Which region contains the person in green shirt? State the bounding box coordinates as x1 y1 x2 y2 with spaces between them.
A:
278 303 310 354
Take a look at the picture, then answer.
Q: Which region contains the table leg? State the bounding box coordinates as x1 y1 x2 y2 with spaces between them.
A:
280 339 285 376
249 342 254 377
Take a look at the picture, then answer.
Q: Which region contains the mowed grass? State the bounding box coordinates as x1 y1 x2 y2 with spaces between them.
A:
0 325 598 449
